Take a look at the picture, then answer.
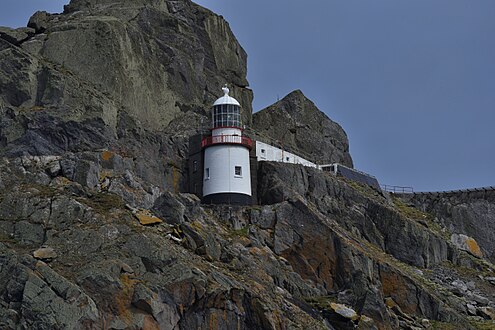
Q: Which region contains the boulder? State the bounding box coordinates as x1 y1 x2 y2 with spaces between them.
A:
466 303 477 316
330 303 359 321
73 160 100 189
152 192 186 225
134 210 163 225
33 247 57 260
27 11 50 33
0 27 35 45
451 234 483 258
479 307 495 320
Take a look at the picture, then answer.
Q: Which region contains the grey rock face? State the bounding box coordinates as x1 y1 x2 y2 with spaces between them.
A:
0 246 99 329
252 90 353 167
401 191 495 262
0 0 255 194
0 0 493 329
0 27 35 45
257 161 453 268
11 0 252 132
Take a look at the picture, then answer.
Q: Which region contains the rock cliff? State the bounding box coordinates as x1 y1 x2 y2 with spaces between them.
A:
399 191 495 263
252 90 353 167
0 0 494 329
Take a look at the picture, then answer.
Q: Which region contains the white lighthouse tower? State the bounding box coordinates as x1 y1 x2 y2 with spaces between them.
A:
201 86 252 205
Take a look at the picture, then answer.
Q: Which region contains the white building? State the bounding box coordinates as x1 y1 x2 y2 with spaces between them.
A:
255 141 317 168
202 86 252 205
254 141 380 189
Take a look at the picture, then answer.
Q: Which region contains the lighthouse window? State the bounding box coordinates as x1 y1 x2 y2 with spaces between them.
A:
205 168 210 180
234 166 242 177
213 104 241 128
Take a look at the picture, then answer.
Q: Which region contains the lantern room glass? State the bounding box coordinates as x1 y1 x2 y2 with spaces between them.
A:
213 104 242 128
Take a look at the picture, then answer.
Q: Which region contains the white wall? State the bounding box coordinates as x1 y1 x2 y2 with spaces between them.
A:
255 141 317 168
212 127 242 136
203 145 252 196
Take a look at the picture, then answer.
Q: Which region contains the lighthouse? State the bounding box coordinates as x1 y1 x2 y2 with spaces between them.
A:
201 86 252 205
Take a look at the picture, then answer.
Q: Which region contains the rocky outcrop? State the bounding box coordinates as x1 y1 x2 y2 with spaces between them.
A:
0 0 255 194
0 155 494 329
451 234 483 259
0 156 336 329
2 0 253 130
0 0 494 329
255 162 495 329
400 191 495 262
252 90 353 167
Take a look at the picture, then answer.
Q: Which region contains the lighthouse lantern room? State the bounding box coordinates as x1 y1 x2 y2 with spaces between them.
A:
201 86 252 205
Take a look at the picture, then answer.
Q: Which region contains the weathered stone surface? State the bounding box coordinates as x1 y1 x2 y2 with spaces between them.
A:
27 11 50 33
330 303 359 321
33 247 57 260
258 161 452 268
0 27 35 45
20 0 252 132
252 90 353 167
152 191 186 224
0 0 493 329
73 159 100 189
451 233 483 258
135 210 163 225
479 306 495 320
400 191 495 262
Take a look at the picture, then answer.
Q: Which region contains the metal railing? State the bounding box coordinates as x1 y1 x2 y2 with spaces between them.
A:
201 135 253 149
413 186 495 195
381 185 414 193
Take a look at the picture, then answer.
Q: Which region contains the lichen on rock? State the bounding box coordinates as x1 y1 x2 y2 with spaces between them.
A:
0 0 494 329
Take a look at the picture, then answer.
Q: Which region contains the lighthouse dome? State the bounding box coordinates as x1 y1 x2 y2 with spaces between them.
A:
213 86 240 106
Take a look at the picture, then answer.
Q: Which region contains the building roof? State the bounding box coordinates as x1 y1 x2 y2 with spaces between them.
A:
213 86 241 106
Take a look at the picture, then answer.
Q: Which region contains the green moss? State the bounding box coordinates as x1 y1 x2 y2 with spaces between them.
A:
0 232 17 244
392 197 433 221
442 254 495 278
340 177 384 202
469 320 495 330
430 321 461 330
78 192 125 214
392 197 450 239
304 295 336 310
27 184 59 198
431 319 494 330
231 226 249 237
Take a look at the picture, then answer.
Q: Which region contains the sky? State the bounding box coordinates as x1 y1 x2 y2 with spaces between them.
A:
2 0 495 192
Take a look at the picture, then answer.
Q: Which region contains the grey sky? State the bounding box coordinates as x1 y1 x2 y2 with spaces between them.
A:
2 0 494 192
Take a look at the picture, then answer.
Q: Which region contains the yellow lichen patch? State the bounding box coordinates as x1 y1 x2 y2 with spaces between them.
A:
466 238 483 258
208 312 218 330
19 106 45 112
50 176 72 187
172 166 179 193
384 297 397 308
135 210 163 225
116 274 138 325
380 270 417 314
101 150 115 161
330 303 359 321
33 247 57 260
189 220 203 232
248 246 265 256
142 315 160 330
360 315 373 323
